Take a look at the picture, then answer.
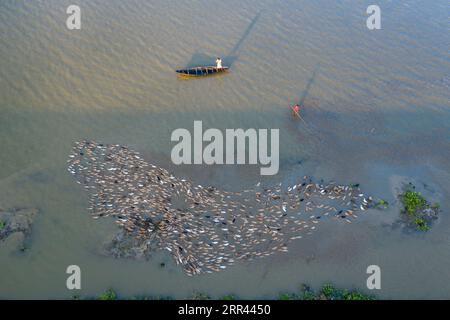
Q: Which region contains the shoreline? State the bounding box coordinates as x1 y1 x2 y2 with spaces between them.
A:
75 283 375 301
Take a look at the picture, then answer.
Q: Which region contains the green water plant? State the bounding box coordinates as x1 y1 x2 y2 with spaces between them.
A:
319 284 373 300
399 187 438 231
321 284 341 299
192 292 210 300
299 284 315 300
0 220 5 231
402 191 427 216
343 291 373 300
98 289 117 300
296 284 374 300
432 202 440 209
374 199 389 209
129 295 173 300
414 218 429 231
277 293 296 300
78 282 377 300
300 290 316 300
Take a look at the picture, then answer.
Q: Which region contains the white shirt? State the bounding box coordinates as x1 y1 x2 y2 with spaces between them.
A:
216 58 222 69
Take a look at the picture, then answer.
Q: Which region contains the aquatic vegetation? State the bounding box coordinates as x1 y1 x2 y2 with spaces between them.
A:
321 284 340 299
399 187 439 231
0 220 5 231
277 293 296 300
374 199 389 209
129 295 173 300
342 291 374 300
68 141 374 276
298 284 374 300
278 284 374 300
191 292 210 300
414 218 429 232
298 284 316 300
300 290 316 300
98 289 117 300
402 191 427 216
318 284 373 300
82 283 375 300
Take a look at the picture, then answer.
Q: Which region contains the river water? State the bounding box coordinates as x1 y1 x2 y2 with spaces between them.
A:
0 0 449 299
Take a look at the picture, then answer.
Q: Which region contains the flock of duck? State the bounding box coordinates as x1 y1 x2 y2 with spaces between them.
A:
68 140 374 276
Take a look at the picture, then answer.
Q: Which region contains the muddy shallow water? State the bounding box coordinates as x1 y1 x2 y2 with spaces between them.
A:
0 0 449 299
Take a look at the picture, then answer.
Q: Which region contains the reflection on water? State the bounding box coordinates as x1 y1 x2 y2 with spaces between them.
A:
0 0 449 298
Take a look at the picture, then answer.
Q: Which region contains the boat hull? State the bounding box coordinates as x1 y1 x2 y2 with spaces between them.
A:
176 66 229 77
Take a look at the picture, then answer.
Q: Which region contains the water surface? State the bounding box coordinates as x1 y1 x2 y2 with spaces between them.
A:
0 0 449 299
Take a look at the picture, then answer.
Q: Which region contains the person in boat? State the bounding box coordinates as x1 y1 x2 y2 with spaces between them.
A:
216 57 223 69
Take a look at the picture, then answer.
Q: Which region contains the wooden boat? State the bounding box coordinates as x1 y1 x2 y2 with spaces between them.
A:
176 66 229 77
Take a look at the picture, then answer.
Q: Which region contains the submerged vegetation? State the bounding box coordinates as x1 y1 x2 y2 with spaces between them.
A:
258 284 374 300
402 191 427 216
192 292 211 300
274 284 374 300
292 284 374 300
414 218 429 232
277 293 296 300
0 220 5 231
399 184 440 231
83 283 375 300
319 284 373 300
374 199 389 209
98 289 117 300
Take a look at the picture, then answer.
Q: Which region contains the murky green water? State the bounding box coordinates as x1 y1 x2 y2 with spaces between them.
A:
0 0 449 299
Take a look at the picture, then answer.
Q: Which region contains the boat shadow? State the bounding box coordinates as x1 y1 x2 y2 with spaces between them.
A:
224 11 261 67
183 11 261 70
